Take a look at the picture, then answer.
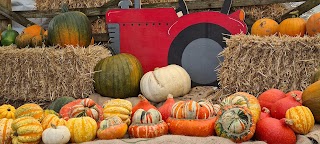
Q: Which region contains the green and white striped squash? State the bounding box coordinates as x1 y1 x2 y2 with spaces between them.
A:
215 105 256 143
221 92 261 124
94 53 143 98
132 109 162 124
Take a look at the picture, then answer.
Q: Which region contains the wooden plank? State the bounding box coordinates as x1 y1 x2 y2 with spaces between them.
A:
0 5 35 27
0 0 10 31
0 0 306 20
279 0 320 21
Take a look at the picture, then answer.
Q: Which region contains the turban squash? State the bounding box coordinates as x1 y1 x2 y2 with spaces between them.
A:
97 116 128 140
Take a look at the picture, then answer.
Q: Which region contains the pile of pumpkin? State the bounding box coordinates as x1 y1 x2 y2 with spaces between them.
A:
251 11 320 37
0 4 93 48
1 80 320 144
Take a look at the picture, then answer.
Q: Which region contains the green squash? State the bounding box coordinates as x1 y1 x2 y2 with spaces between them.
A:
311 68 320 83
48 4 92 47
1 24 19 46
215 105 256 143
48 96 76 113
94 53 143 98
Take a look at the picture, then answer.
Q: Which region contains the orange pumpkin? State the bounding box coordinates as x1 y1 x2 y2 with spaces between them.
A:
306 12 320 36
97 116 128 140
15 32 33 48
278 12 306 37
167 117 216 137
251 18 279 36
22 25 45 37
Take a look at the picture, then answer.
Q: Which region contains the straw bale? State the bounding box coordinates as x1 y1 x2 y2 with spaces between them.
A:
0 45 111 107
218 34 320 98
240 3 288 22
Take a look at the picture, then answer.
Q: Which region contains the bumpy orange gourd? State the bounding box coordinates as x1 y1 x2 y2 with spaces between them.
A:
0 118 13 144
278 13 306 37
15 103 44 122
97 116 128 140
302 80 320 123
66 117 97 143
251 18 279 36
221 92 261 123
306 12 320 36
22 25 44 37
103 99 132 125
15 32 33 48
11 116 43 144
0 104 15 119
285 106 315 134
171 100 200 119
68 98 104 122
41 114 66 130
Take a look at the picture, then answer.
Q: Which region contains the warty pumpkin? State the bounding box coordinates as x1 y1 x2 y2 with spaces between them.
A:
140 64 191 103
221 92 261 123
42 124 71 144
251 18 279 36
15 32 33 48
0 104 15 119
15 103 44 122
215 105 256 143
97 116 128 140
302 80 320 123
11 116 43 144
129 108 168 138
0 118 13 144
41 114 66 130
66 117 97 143
103 99 132 125
306 12 320 36
94 53 143 98
285 106 314 134
48 4 92 47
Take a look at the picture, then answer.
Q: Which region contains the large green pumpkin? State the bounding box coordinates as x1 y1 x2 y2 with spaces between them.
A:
94 53 143 98
48 5 92 47
48 96 76 113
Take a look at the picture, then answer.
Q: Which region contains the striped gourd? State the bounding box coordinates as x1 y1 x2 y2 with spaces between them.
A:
94 53 143 98
132 109 162 124
97 116 128 140
0 118 13 144
15 103 44 122
68 98 103 122
285 106 315 134
171 100 200 119
103 99 132 125
221 92 261 124
41 114 66 130
215 105 256 143
66 117 97 143
11 116 43 144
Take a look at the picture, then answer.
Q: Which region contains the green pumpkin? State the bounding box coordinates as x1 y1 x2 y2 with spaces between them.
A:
1 24 19 46
48 4 92 47
48 96 76 113
215 105 256 143
94 53 143 98
311 68 320 83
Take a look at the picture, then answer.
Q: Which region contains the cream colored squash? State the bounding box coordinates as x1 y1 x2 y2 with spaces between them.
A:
42 124 71 144
140 64 191 102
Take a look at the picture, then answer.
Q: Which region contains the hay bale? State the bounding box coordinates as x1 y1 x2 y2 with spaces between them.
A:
218 34 320 98
0 45 111 106
240 3 288 22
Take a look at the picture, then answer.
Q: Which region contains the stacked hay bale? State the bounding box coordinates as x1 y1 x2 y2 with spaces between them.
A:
218 34 320 98
0 45 111 107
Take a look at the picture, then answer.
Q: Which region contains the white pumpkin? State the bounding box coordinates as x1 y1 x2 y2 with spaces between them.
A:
140 64 191 102
42 124 71 144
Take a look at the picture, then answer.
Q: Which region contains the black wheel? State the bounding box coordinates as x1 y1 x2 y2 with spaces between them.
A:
168 23 231 87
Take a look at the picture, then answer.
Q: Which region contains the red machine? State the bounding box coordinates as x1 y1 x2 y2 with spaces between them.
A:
106 0 247 86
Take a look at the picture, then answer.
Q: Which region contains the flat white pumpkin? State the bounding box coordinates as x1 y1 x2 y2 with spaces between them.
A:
42 125 71 144
140 64 191 102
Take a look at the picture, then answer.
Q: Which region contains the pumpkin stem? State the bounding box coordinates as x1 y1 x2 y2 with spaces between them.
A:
167 94 173 99
61 3 69 13
50 123 57 129
262 107 270 114
284 119 294 126
7 24 12 30
138 94 147 101
289 10 300 18
289 92 301 102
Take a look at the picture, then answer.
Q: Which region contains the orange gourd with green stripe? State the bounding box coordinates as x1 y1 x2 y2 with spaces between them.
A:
215 105 256 143
15 103 44 122
68 98 103 122
0 118 13 144
48 4 92 47
11 116 43 144
41 114 66 130
97 116 128 140
285 106 315 134
66 117 97 143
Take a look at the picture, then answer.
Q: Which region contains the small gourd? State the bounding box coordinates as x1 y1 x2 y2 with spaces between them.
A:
0 118 13 144
11 116 43 144
103 99 132 125
158 94 175 121
42 124 71 144
97 116 128 140
66 117 97 143
15 32 33 48
15 103 44 121
0 104 15 119
68 98 104 122
41 114 66 130
285 106 314 134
